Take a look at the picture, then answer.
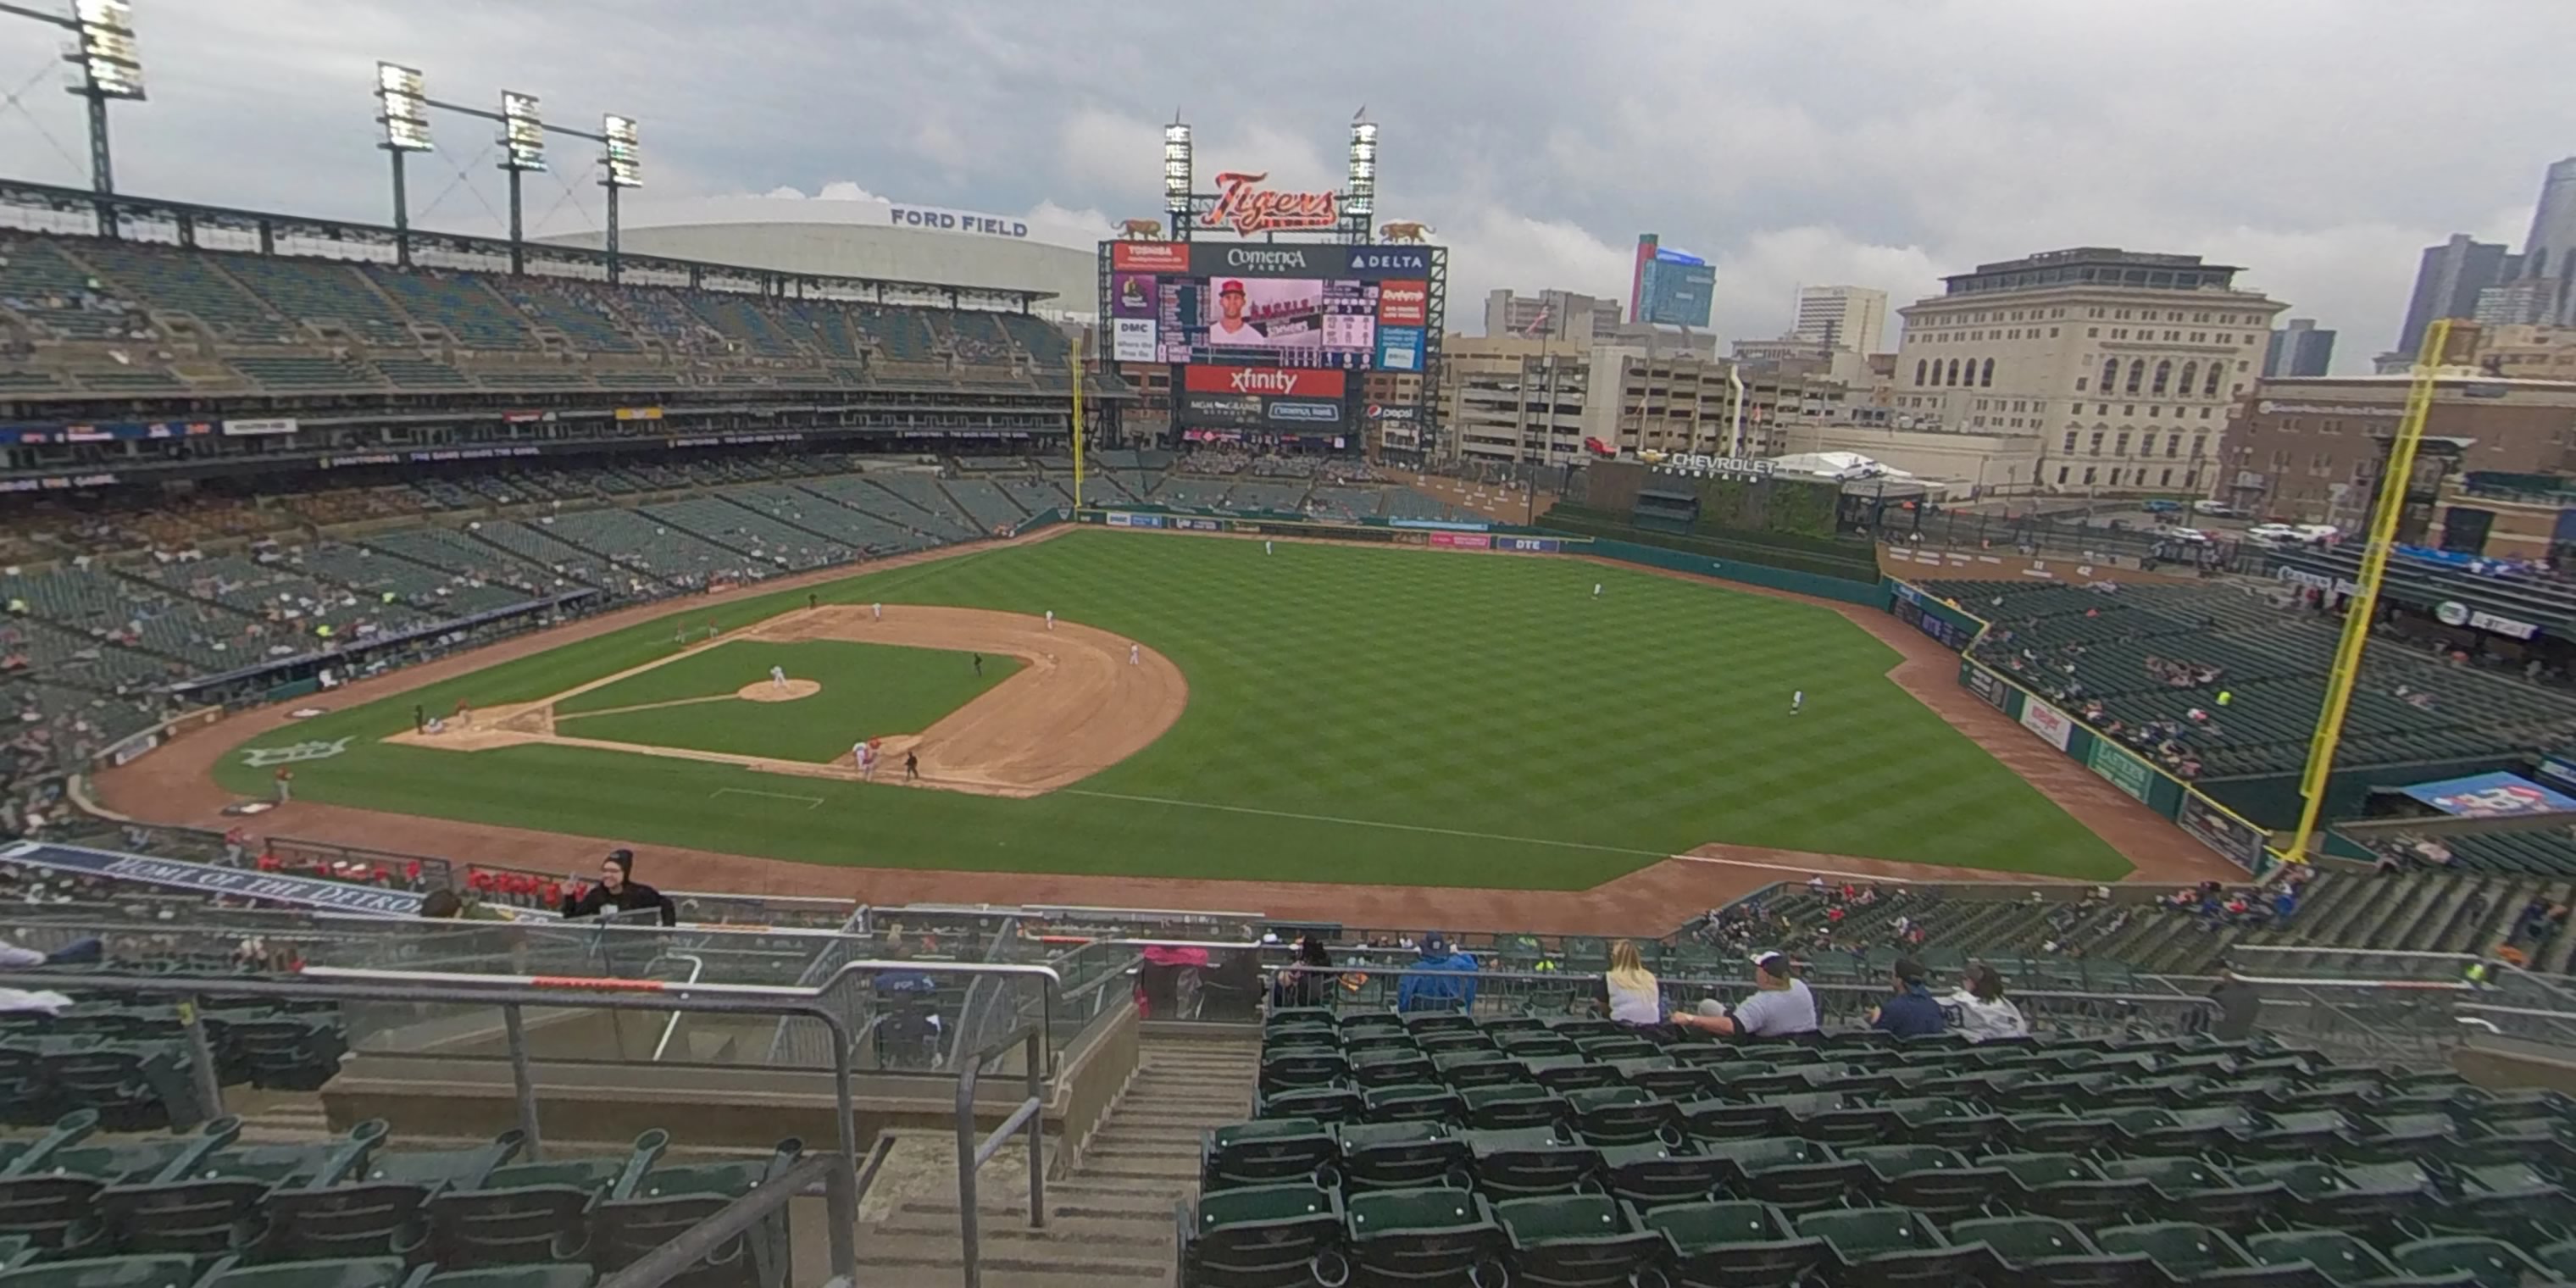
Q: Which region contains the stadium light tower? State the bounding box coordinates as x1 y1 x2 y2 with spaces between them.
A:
1345 114 1377 244
375 62 432 265
601 113 641 283
497 90 545 275
1161 119 1191 242
0 0 143 235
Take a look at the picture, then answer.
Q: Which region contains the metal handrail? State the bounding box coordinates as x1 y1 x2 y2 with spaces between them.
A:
955 1024 1047 1288
647 952 705 1063
0 965 873 1285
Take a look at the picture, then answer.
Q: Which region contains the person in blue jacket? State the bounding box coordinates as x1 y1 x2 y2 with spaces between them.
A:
1868 956 1949 1037
1396 933 1480 1013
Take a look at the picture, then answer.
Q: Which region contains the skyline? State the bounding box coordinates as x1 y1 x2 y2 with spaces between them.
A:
2 1 2570 371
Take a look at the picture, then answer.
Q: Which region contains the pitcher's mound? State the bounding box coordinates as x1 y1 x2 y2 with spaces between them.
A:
736 679 821 703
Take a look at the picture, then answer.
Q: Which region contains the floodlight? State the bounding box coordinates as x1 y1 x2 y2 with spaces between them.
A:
1161 122 1191 205
500 90 545 170
69 0 142 100
376 62 430 151
1345 120 1378 219
602 114 641 187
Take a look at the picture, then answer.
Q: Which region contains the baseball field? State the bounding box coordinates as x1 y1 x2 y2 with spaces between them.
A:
203 528 2134 888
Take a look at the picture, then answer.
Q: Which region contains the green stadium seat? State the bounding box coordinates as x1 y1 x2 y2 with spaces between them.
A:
1342 1187 1504 1287
418 1269 595 1288
2103 1105 2257 1154
1348 1048 1435 1089
1334 1122 1467 1193
1341 1030 1418 1058
1637 1200 1827 1288
1985 1153 2156 1230
1492 1194 1663 1288
1413 1030 1496 1057
1461 1084 1564 1132
1562 1086 1680 1146
2000 1112 2121 1153
425 1130 667 1269
1431 1050 1525 1089
1793 1205 1993 1288
1180 1183 1341 1288
2387 1237 2555 1288
1845 1144 2009 1219
1255 1086 1362 1124
1948 1215 2157 1288
1261 1049 1350 1095
1881 1096 2006 1150
1458 1128 1597 1201
2095 1158 2283 1234
1609 1058 1715 1101
2240 1230 2448 1288
196 1257 430 1288
0 1255 199 1288
253 1131 526 1262
2229 1160 2439 1233
1678 1096 1785 1141
87 1120 390 1259
1772 1091 1900 1148
1361 1085 1462 1125
1697 1138 1864 1214
1592 1141 1720 1211
1525 1057 1623 1093
589 1142 801 1288
1201 1119 1333 1192
2093 1222 2313 1287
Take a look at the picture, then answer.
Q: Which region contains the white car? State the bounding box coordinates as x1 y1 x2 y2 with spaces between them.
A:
2246 523 2303 545
2194 500 2244 517
2168 528 2213 544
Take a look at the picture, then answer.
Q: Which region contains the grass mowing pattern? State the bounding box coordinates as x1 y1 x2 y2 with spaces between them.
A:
552 640 1016 763
218 531 2129 886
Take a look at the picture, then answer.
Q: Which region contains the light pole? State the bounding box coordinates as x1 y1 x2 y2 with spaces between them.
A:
374 60 636 275
0 0 144 236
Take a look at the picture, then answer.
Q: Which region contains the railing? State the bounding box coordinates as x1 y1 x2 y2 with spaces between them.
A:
595 1152 836 1288
954 1024 1047 1288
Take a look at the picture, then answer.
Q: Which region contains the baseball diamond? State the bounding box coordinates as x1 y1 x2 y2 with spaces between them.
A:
122 526 2160 891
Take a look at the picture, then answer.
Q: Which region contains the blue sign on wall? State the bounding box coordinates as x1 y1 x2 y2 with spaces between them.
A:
1374 325 1424 372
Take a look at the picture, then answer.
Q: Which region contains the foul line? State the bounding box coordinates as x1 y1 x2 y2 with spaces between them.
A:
711 786 824 809
1055 789 1668 858
556 693 738 721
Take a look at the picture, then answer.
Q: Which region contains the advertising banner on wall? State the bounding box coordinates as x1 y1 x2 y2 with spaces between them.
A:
2018 697 2075 751
1182 365 1347 398
1428 532 1493 550
2086 740 2158 803
1374 325 1424 372
1112 318 1158 363
2177 793 2267 871
1110 242 1190 274
223 417 299 436
1961 662 2012 712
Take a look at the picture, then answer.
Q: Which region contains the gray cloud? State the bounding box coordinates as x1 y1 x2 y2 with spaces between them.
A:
5 0 2568 370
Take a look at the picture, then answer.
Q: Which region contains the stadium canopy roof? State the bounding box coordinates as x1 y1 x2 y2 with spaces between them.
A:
0 179 1055 308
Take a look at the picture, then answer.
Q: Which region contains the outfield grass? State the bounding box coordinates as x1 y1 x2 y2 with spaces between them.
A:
551 639 1016 763
216 530 2131 886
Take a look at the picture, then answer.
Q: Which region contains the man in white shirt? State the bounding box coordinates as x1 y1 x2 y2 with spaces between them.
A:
0 935 91 1016
1670 951 1818 1038
1207 280 1270 347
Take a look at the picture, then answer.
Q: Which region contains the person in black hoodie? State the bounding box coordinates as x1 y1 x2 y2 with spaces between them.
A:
561 849 676 925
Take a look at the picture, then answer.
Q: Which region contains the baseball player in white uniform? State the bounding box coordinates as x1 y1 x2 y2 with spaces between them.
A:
770 664 788 691
1791 691 1805 715
852 741 868 774
1045 610 1055 630
871 602 882 622
1130 643 1141 666
1265 540 1274 555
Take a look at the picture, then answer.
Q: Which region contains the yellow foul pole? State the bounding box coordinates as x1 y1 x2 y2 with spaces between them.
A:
2285 318 2463 862
1069 330 1086 510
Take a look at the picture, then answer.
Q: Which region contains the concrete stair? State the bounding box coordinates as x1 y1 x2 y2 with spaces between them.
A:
852 1030 1258 1288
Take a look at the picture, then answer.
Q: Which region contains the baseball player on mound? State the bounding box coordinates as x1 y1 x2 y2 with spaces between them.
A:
770 664 789 692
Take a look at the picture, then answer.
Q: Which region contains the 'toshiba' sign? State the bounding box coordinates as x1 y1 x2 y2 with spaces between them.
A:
1201 171 1340 235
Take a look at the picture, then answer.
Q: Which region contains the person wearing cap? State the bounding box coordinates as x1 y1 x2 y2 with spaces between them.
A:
1208 280 1270 346
1669 951 1818 1038
1868 956 1948 1037
1396 932 1479 1013
561 849 676 925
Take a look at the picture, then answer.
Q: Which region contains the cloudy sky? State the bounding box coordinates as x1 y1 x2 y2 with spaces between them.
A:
5 0 2568 370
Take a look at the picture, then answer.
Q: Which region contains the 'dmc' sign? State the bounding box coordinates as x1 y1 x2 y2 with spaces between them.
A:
1200 171 1340 236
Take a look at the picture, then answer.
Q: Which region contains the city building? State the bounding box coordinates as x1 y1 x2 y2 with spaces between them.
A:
2475 277 2564 329
1482 289 1624 341
2517 157 2576 327
2430 471 2576 564
2262 318 2337 378
2218 374 2576 528
1791 286 1889 355
1889 247 2288 497
1435 336 1840 467
2396 234 2514 362
2474 325 2576 380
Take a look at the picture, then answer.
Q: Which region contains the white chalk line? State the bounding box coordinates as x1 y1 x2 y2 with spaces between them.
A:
1055 788 2037 884
711 786 824 809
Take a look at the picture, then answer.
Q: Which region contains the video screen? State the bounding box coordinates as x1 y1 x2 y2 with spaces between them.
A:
1158 276 1380 368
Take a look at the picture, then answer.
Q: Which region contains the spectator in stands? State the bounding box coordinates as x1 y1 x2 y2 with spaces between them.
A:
0 932 97 1015
419 888 509 921
1601 939 1663 1027
1669 950 1818 1039
560 848 676 925
2206 960 2262 1040
1273 935 1335 1009
1942 963 2029 1041
1868 957 1947 1036
1396 933 1479 1013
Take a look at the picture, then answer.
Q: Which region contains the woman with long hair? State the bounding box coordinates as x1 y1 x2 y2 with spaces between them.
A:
1275 935 1336 1009
1602 939 1663 1026
1944 961 2029 1041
